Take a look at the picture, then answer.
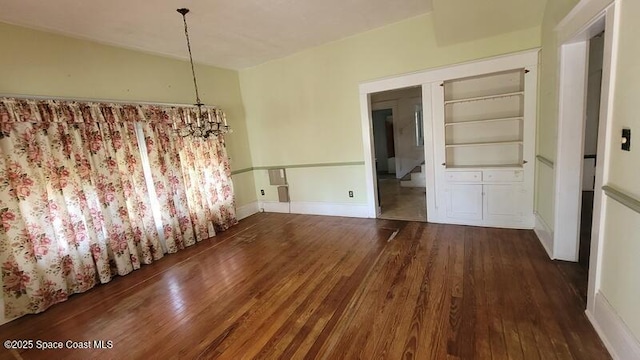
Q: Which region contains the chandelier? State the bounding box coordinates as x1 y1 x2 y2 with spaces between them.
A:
174 8 230 138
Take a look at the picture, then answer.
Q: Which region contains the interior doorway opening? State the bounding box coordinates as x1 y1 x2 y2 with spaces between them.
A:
370 86 426 222
560 31 606 304
552 2 618 316
578 31 605 302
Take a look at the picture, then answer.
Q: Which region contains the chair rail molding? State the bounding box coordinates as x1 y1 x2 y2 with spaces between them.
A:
536 155 554 168
602 185 640 214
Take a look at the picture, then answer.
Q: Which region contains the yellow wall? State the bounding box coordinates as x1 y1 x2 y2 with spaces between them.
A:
240 13 540 204
0 21 256 207
599 0 640 341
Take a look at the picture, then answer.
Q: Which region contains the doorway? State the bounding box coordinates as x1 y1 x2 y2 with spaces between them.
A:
566 31 606 303
370 87 426 222
580 32 605 272
553 1 617 315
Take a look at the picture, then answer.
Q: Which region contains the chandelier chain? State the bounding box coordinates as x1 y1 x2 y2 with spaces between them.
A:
174 8 230 138
180 9 202 106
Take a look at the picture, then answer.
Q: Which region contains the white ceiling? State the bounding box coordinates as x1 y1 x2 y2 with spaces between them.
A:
0 0 433 69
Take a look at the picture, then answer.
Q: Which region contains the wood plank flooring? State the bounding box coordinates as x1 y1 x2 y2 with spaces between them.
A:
0 213 609 359
377 178 427 222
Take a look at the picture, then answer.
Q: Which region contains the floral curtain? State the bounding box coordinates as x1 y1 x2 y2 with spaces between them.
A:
141 107 236 248
0 98 236 318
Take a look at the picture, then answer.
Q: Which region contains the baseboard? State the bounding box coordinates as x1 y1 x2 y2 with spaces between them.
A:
235 201 260 220
426 215 534 230
534 212 554 259
258 201 290 214
290 201 369 218
258 200 370 218
586 292 640 360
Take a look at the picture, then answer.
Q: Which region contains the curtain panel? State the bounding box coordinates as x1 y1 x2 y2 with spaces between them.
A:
0 98 237 318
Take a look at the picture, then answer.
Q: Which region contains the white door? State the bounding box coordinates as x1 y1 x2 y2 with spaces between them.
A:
446 184 483 220
483 184 524 223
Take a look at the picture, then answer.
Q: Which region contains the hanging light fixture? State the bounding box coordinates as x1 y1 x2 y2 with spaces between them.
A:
174 8 230 138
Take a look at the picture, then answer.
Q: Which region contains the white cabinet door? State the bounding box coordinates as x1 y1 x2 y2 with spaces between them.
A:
446 185 483 220
483 184 524 223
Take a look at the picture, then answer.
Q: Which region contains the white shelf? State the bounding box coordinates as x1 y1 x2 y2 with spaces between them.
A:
445 140 523 148
444 91 524 105
445 116 523 126
445 163 524 169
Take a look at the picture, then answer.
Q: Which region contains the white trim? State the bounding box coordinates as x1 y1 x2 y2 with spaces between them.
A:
522 65 539 228
553 40 589 262
586 292 640 360
556 0 612 42
235 201 260 220
258 201 290 214
359 49 540 95
422 85 437 222
360 93 378 218
428 215 534 230
290 201 370 218
258 200 370 218
534 213 554 259
429 82 445 222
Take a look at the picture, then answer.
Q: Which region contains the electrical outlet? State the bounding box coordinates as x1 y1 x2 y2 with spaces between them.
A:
348 191 354 198
260 189 265 196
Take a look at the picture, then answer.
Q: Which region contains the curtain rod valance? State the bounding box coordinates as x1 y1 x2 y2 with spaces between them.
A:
0 93 218 109
0 97 225 125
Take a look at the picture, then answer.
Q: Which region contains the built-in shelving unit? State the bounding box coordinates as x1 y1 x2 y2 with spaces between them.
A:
443 69 525 168
431 58 537 229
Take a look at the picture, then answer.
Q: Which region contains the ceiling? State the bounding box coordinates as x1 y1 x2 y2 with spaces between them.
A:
0 0 433 69
0 0 549 70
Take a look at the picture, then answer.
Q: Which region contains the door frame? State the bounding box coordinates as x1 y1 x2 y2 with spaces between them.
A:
553 0 618 315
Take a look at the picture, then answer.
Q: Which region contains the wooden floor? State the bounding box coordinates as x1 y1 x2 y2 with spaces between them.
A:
0 213 609 359
378 178 427 222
